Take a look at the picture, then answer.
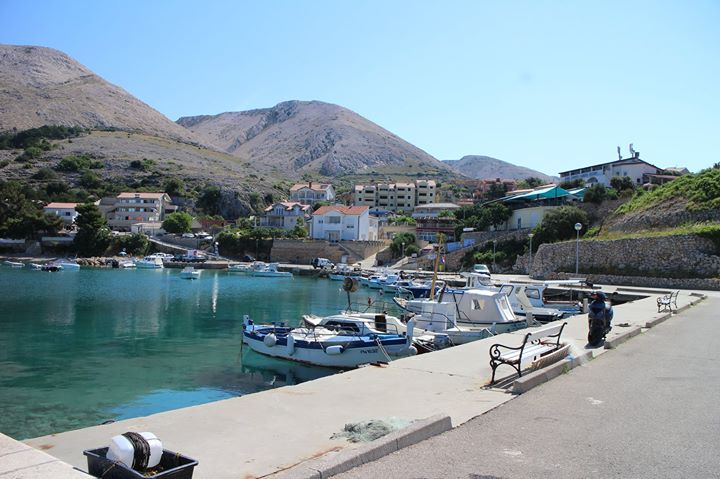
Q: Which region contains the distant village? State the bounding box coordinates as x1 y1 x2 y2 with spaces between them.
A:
38 148 688 263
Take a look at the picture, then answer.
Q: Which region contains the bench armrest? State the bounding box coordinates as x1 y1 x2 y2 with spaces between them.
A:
489 342 524 360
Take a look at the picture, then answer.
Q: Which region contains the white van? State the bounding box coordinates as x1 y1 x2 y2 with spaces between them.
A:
312 258 334 269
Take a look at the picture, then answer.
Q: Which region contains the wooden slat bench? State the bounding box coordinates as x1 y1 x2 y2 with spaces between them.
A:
489 322 567 383
657 290 679 313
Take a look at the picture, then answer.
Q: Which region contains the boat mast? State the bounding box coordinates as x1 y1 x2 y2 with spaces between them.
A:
429 237 443 301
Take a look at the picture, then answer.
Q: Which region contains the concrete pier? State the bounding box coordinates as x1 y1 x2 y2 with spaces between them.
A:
11 285 705 479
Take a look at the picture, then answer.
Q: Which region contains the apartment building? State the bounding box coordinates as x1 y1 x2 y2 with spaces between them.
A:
106 192 175 231
289 182 335 205
353 180 436 213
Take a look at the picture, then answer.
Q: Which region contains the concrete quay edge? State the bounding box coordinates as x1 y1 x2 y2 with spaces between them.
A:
0 433 90 478
272 415 452 479
511 350 593 394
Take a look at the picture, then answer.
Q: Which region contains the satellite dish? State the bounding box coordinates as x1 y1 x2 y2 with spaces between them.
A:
343 277 358 293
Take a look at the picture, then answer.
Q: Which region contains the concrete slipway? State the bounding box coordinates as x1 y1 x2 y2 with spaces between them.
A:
4 285 704 479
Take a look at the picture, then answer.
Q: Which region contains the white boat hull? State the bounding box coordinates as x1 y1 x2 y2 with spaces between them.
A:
243 325 414 368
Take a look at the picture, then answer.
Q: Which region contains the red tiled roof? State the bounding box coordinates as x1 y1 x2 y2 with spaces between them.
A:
44 202 78 209
313 205 369 216
290 183 332 192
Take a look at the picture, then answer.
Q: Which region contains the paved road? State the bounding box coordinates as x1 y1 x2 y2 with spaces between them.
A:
336 298 720 479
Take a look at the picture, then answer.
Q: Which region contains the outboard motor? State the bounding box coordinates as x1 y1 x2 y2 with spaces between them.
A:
587 291 613 346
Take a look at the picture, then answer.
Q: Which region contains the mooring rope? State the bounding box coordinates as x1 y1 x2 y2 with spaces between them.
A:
122 432 151 471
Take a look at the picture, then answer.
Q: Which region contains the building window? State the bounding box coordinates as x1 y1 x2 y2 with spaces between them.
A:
328 216 341 224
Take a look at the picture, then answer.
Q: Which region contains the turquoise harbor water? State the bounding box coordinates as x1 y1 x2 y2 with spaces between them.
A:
0 267 368 440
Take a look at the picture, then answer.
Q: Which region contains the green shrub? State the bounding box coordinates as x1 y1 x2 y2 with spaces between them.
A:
15 146 43 162
129 159 155 171
31 168 58 180
56 154 97 172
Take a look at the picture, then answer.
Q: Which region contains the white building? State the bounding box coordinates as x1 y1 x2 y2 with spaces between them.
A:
558 153 663 187
310 205 375 242
106 192 175 231
353 180 436 213
260 202 311 230
290 182 335 205
412 203 460 219
43 202 79 224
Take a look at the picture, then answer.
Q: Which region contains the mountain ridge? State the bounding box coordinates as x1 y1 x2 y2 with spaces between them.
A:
444 155 555 182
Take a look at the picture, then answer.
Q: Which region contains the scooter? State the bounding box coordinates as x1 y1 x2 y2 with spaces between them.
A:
587 292 613 346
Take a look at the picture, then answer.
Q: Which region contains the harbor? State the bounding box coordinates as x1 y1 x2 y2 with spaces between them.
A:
0 264 708 478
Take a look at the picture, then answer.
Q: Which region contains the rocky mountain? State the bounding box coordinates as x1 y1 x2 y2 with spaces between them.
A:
177 101 456 179
0 44 200 144
445 155 555 182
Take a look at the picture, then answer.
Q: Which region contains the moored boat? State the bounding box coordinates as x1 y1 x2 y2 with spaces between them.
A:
135 254 164 269
180 266 201 279
242 313 417 368
251 262 292 278
4 260 24 268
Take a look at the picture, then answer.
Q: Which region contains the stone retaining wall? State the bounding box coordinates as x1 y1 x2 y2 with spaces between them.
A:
270 239 387 265
529 234 720 286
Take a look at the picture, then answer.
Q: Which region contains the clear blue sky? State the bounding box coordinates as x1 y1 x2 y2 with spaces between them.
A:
1 0 718 175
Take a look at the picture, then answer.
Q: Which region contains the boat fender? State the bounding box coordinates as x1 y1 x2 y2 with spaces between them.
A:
406 345 418 356
286 334 295 355
325 345 344 355
106 431 162 471
264 333 277 347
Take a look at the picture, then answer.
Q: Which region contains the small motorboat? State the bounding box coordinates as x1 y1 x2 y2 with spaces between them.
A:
4 260 24 268
242 313 417 368
180 266 201 279
135 255 164 269
251 262 292 278
55 259 80 271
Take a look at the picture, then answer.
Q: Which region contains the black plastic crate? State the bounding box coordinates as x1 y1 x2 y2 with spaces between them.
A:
83 447 198 479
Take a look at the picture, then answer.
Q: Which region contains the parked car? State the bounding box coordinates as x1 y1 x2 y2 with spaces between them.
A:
312 258 334 269
473 264 491 276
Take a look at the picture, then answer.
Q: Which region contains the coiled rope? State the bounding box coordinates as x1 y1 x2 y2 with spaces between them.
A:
122 432 151 471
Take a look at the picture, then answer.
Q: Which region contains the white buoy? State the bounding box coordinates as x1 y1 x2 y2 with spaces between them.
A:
325 345 344 355
264 333 277 347
286 334 295 355
106 432 162 470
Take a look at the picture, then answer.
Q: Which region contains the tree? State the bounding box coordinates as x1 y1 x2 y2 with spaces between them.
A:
610 176 635 192
162 211 193 234
487 182 507 200
517 177 544 189
112 233 150 256
73 203 110 256
583 184 608 204
390 232 416 256
197 186 222 215
559 178 585 190
531 206 590 248
164 177 185 197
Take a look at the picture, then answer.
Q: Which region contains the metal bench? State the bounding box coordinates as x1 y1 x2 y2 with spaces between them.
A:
657 290 679 313
489 322 567 383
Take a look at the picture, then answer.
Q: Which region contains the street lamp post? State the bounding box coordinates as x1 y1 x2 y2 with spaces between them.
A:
574 222 582 275
492 239 497 272
528 233 534 276
401 242 405 259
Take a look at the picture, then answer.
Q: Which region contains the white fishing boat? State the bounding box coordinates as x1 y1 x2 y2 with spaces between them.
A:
180 266 201 279
251 262 292 278
54 259 80 271
242 314 417 368
404 289 528 347
135 254 164 269
498 284 572 322
328 263 357 281
229 261 266 273
119 260 136 268
4 260 24 268
29 263 43 270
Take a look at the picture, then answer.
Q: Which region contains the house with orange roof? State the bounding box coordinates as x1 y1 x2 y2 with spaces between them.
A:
260 202 312 230
310 205 376 241
43 202 79 225
289 182 335 205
